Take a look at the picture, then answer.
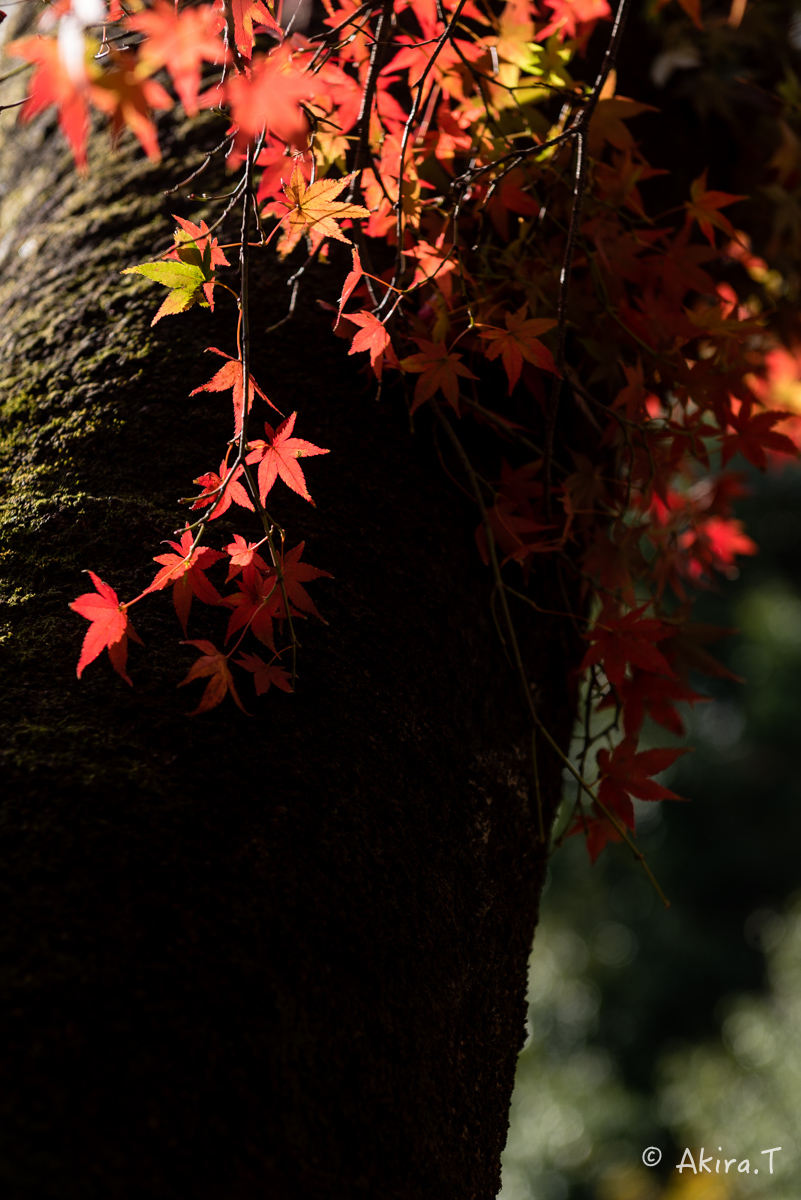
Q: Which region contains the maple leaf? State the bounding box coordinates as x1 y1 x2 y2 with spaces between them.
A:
224 571 281 649
335 246 364 328
612 359 661 421
657 226 717 305
122 254 214 326
478 307 557 393
256 139 313 205
212 0 282 61
538 0 612 40
581 526 645 602
70 571 143 686
245 413 329 505
679 516 757 582
90 50 173 162
581 607 676 687
720 404 799 469
224 535 270 582
274 165 371 257
235 652 294 695
684 171 746 246
267 541 332 621
7 35 91 170
211 51 314 153
474 460 548 571
402 239 459 303
597 736 687 830
146 529 225 634
189 460 255 520
599 670 707 737
179 639 247 715
128 1 228 117
563 451 610 516
190 347 279 436
165 216 230 311
347 312 395 379
567 812 622 864
668 621 742 683
400 340 478 413
587 73 658 159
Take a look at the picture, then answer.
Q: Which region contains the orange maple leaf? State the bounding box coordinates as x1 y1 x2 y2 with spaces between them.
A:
685 171 746 246
335 246 364 328
179 640 247 715
128 1 228 117
587 90 658 159
347 312 395 379
213 51 315 153
400 340 478 413
7 35 91 170
212 0 283 61
190 346 280 436
90 50 173 162
275 165 371 257
478 307 557 393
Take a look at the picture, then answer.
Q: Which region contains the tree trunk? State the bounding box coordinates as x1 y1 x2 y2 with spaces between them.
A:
0 47 583 1200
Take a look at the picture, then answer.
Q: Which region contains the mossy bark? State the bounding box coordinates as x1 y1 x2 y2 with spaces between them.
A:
0 37 583 1200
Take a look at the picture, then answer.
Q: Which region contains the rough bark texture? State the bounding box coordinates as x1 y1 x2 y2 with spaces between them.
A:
0 35 583 1200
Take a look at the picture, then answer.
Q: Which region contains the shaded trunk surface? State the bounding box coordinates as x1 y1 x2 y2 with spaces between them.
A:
0 46 582 1200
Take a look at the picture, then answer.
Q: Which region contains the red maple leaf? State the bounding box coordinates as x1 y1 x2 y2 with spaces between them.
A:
266 541 332 621
597 736 687 830
245 413 329 505
678 515 757 582
567 813 622 864
235 652 294 695
189 460 255 520
720 403 799 468
146 529 225 634
537 0 612 40
190 347 279 436
612 359 661 421
400 340 478 413
70 571 143 685
89 50 173 162
478 306 557 393
179 639 247 715
599 670 707 737
128 1 228 117
581 607 676 687
224 535 270 582
166 218 230 313
224 571 282 649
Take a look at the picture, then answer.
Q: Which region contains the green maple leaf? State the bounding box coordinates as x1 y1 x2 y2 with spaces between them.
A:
122 241 215 326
